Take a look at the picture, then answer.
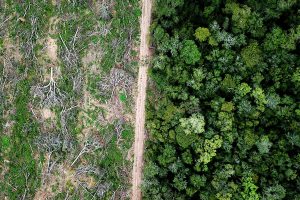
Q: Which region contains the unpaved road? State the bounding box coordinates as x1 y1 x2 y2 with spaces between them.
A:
132 0 152 199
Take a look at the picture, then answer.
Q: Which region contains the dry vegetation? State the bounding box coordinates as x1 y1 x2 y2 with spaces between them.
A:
0 0 140 199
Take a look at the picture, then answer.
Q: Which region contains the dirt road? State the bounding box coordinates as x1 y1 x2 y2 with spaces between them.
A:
131 0 152 199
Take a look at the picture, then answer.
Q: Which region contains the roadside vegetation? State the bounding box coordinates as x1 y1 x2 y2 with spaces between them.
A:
0 0 140 199
144 0 300 199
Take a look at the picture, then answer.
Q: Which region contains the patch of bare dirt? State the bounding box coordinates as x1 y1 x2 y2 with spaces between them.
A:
3 37 22 63
46 37 58 64
41 108 56 120
82 44 103 71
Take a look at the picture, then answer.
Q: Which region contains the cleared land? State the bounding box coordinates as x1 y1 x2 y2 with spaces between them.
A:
0 1 140 199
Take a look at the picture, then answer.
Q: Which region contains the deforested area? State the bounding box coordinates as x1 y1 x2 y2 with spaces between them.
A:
0 0 140 199
144 0 300 199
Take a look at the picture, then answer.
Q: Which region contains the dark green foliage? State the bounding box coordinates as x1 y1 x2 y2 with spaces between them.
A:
144 0 300 199
180 40 201 65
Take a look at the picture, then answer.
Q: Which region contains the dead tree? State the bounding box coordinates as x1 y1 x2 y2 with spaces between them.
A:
122 26 135 65
109 186 128 200
75 166 106 188
75 165 101 176
20 15 39 61
21 170 30 200
31 67 65 108
35 133 61 183
97 110 107 125
87 21 111 38
60 106 77 135
59 28 80 69
35 133 75 186
35 133 75 173
73 165 109 199
99 3 111 20
98 68 134 98
72 69 83 93
0 15 12 31
35 133 63 153
115 118 125 143
1 58 7 94
71 137 102 166
99 23 111 36
95 182 111 198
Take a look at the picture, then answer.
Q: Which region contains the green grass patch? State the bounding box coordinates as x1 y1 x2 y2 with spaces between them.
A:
119 91 127 102
2 79 41 199
1 136 10 150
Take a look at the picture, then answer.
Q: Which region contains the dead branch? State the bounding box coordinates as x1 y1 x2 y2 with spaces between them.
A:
122 26 135 64
31 67 65 108
46 152 60 174
21 171 30 200
21 15 38 60
88 22 111 37
35 133 75 179
72 69 83 93
115 118 125 142
99 2 111 20
71 137 102 166
60 106 78 135
0 15 12 30
59 28 80 69
75 165 101 176
35 133 75 154
111 38 121 50
95 182 111 198
35 133 63 153
98 68 134 98
97 110 107 125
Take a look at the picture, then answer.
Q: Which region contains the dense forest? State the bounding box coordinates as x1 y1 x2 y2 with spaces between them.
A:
144 0 300 199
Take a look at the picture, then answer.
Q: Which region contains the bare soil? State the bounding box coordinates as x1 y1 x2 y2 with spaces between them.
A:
46 37 58 63
131 0 152 199
41 108 56 120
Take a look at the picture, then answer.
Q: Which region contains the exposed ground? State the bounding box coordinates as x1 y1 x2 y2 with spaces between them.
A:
132 0 152 199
